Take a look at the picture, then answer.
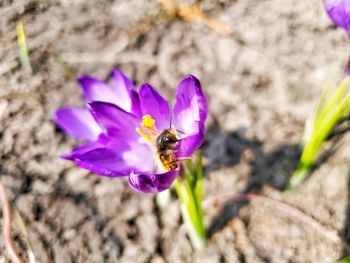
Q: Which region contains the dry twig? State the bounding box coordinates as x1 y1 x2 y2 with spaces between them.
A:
158 0 232 36
0 182 24 263
203 193 341 244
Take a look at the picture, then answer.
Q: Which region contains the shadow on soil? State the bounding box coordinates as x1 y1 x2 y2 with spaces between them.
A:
201 122 301 192
203 121 350 240
201 122 300 237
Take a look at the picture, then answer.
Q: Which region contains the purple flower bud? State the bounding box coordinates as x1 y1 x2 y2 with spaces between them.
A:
324 0 350 34
55 69 208 193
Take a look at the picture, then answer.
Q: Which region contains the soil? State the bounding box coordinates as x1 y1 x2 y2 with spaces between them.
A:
1 0 350 262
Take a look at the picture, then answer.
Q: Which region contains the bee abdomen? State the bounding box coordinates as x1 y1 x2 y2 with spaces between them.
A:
159 153 178 171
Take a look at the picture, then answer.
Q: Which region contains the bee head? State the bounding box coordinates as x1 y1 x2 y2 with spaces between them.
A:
161 135 177 144
156 129 178 147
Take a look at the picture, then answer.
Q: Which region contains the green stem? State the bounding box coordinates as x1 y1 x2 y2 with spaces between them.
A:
174 153 206 250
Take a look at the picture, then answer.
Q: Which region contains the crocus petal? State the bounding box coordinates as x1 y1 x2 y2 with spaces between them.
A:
60 141 102 160
121 140 155 173
78 76 120 104
173 75 208 135
55 107 101 141
139 83 170 131
89 101 140 139
324 0 350 33
60 133 112 160
74 148 134 177
175 123 205 158
128 169 179 193
78 72 140 114
111 69 141 116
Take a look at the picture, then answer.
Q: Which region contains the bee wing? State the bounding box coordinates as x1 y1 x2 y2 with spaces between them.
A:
152 150 161 174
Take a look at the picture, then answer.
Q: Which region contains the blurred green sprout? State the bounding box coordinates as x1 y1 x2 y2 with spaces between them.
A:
338 256 350 263
16 21 32 74
288 77 350 189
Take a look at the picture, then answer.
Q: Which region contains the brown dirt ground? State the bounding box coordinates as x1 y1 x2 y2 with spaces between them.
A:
1 0 350 262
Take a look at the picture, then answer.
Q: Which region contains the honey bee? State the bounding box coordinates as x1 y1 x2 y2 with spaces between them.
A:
156 129 179 171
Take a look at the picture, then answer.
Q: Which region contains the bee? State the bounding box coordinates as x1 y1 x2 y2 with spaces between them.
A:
156 129 179 171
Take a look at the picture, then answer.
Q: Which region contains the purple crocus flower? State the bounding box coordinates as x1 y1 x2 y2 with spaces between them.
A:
323 0 350 73
55 69 207 193
324 0 350 34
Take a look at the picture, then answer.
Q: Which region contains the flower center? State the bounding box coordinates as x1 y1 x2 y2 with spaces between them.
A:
136 114 157 143
136 114 180 172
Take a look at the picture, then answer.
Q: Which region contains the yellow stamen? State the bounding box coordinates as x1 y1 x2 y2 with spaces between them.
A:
142 115 156 131
136 128 152 143
136 115 157 143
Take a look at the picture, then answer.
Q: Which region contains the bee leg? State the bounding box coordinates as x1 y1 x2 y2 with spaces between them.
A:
176 129 187 135
177 157 192 161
